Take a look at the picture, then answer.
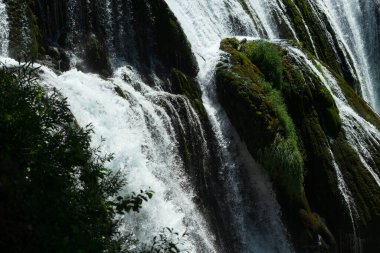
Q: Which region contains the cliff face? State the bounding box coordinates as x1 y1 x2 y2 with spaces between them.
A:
3 1 380 252
6 0 198 79
216 38 380 252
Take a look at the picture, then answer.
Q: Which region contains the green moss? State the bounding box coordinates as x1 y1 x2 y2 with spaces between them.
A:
218 34 380 251
217 38 304 197
242 41 284 87
216 38 371 249
314 85 342 137
333 72 380 131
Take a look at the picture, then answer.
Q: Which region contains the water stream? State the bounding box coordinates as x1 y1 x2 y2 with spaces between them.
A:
0 0 8 56
1 0 380 252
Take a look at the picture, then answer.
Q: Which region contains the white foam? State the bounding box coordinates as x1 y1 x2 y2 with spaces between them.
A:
0 0 9 56
0 55 217 252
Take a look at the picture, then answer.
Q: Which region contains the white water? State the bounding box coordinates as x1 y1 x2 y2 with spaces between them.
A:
329 149 361 251
0 0 8 56
0 56 217 252
165 1 294 252
1 0 380 251
43 68 217 252
286 46 380 189
309 0 380 112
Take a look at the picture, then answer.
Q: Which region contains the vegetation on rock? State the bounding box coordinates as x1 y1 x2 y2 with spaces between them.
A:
169 68 206 118
217 38 304 197
216 38 380 251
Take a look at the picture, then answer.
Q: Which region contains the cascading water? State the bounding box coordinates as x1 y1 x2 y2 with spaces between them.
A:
164 1 380 251
0 0 8 56
40 64 218 252
307 0 380 112
285 46 380 188
165 1 295 252
283 45 380 252
329 149 361 252
2 0 380 252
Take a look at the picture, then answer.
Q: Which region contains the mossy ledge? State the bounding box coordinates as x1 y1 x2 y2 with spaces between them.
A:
169 68 206 118
216 38 380 252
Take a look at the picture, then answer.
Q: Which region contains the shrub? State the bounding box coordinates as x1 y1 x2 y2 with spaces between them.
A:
0 64 184 253
242 41 284 87
216 39 304 197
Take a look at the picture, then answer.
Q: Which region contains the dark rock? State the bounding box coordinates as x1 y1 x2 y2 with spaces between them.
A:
216 38 380 252
83 34 112 77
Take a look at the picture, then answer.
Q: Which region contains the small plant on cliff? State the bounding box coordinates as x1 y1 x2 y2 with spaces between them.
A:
243 41 284 87
216 39 304 197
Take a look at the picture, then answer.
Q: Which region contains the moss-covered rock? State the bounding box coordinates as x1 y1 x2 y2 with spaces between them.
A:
278 0 359 91
216 38 380 252
6 0 198 79
332 72 380 131
217 38 304 197
151 0 199 77
124 0 199 78
216 38 340 251
169 68 206 118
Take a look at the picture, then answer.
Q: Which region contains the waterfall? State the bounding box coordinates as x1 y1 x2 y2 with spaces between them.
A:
329 149 361 252
285 45 380 187
0 0 8 56
283 45 380 252
253 43 375 252
1 0 380 252
165 1 295 252
307 0 380 112
165 0 380 112
38 63 218 252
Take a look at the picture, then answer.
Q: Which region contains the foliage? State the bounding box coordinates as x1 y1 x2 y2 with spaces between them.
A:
216 39 304 196
115 190 154 214
0 63 120 252
242 41 284 87
139 228 190 253
0 64 185 253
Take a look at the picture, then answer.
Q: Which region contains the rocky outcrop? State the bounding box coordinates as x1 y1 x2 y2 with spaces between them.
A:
274 0 360 93
216 38 380 252
5 0 198 79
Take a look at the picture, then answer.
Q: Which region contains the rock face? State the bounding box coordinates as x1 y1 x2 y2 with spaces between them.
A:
273 0 360 93
4 1 380 252
216 38 380 252
6 0 198 79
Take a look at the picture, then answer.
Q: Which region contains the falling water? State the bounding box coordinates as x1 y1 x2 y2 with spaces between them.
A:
286 46 380 188
1 0 380 252
280 44 380 252
0 54 217 252
40 64 218 252
165 1 294 252
329 149 361 252
0 0 8 56
308 0 380 112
